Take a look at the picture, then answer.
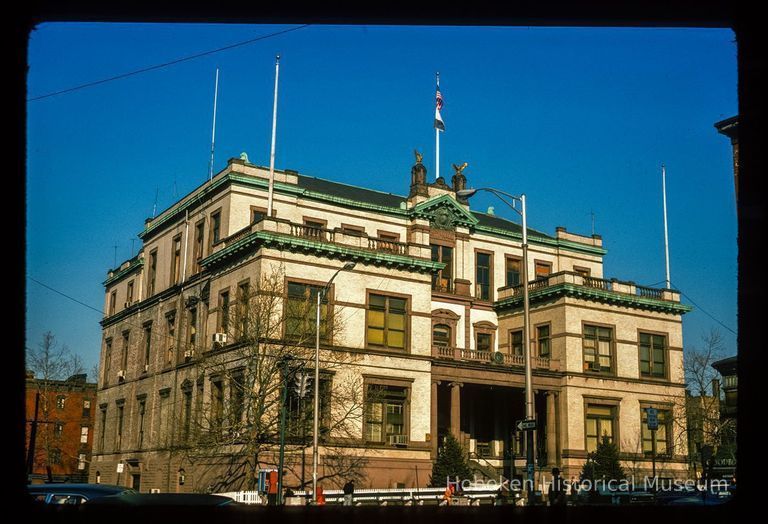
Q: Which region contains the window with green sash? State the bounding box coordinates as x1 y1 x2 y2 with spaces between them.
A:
583 325 613 373
586 404 615 452
367 294 407 350
285 282 328 342
639 333 666 378
641 408 670 455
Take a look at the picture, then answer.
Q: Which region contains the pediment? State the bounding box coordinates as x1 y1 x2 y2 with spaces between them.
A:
410 194 478 230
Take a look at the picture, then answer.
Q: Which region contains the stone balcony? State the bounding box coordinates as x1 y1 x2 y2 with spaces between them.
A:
495 271 692 315
432 345 560 371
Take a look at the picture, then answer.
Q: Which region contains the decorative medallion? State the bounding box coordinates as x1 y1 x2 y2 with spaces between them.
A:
433 207 454 230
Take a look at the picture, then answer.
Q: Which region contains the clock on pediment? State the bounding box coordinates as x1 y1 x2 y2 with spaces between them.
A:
432 207 454 230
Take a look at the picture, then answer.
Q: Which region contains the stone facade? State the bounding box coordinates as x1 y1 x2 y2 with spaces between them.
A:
91 158 691 493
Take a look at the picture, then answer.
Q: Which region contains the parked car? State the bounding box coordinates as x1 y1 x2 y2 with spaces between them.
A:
28 483 135 505
84 493 237 506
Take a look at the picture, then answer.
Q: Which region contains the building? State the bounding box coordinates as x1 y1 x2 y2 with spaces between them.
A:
711 356 737 480
25 373 97 483
714 115 739 201
90 155 692 493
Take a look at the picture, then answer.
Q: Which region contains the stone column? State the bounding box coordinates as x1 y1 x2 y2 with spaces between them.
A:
450 382 462 438
431 381 439 458
546 391 558 467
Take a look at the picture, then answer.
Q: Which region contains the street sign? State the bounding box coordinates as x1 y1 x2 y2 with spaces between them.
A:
116 463 124 473
646 408 658 430
516 419 537 431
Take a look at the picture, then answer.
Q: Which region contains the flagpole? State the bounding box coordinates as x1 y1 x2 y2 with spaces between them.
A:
267 55 280 218
662 163 671 289
435 72 440 181
209 67 220 182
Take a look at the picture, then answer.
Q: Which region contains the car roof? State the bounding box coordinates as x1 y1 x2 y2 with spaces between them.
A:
85 493 235 506
27 484 133 496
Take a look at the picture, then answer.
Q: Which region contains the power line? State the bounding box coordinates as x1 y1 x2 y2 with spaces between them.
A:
669 280 737 336
27 24 311 102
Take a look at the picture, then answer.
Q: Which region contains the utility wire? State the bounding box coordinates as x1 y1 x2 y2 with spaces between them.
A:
669 280 737 336
28 24 311 102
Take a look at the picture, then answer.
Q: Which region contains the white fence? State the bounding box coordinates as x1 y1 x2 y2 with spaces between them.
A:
217 485 519 506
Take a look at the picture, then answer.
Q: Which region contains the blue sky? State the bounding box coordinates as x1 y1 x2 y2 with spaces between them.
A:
26 24 738 375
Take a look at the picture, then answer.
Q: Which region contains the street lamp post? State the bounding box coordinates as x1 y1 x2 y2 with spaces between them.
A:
312 261 356 504
457 187 536 505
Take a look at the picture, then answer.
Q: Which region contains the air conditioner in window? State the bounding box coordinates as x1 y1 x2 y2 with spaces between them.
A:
117 370 126 380
184 350 193 360
212 333 228 345
388 434 407 446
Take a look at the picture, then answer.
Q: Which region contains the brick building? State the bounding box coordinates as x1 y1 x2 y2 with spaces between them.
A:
25 373 97 483
91 156 692 493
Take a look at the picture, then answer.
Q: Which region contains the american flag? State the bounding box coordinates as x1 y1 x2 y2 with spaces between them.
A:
434 84 445 131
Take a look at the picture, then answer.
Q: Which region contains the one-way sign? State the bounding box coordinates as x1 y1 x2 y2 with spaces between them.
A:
516 419 537 431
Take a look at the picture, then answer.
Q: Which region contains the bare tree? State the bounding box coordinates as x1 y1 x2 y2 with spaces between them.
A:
25 331 85 477
677 328 735 478
177 267 367 492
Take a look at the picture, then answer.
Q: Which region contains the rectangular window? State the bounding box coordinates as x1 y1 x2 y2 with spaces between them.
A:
143 324 152 371
78 454 86 471
574 266 591 278
506 257 521 287
535 261 552 280
586 404 615 452
476 252 492 301
583 325 613 373
137 400 146 449
188 308 197 348
195 380 204 431
115 405 125 450
80 426 89 444
104 339 112 386
642 409 670 455
54 422 64 438
166 314 176 365
99 407 107 451
82 400 91 418
50 448 61 465
509 330 523 356
237 282 250 339
476 332 492 352
56 395 66 410
126 281 134 305
109 290 117 316
286 282 328 341
287 373 331 437
341 224 365 236
218 290 230 334
639 333 666 378
230 371 245 429
182 389 193 442
365 385 407 445
537 325 551 358
121 332 130 372
252 208 265 223
368 294 407 350
171 235 182 285
148 250 158 296
430 245 453 292
194 220 205 272
211 380 224 429
210 211 221 246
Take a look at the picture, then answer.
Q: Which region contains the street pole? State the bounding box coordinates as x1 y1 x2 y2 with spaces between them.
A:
312 261 356 504
651 429 657 484
277 356 291 505
456 188 536 505
520 194 536 505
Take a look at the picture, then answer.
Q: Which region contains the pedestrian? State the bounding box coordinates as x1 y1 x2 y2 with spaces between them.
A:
343 479 355 506
494 487 505 506
316 485 326 505
442 484 454 506
548 467 566 506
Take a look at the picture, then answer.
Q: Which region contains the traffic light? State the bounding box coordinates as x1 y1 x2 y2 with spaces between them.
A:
294 373 311 398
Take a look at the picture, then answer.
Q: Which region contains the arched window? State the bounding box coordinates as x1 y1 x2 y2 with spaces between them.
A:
433 324 452 347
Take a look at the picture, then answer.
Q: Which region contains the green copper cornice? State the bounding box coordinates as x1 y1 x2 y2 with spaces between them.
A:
103 258 144 287
494 282 692 315
200 229 444 274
